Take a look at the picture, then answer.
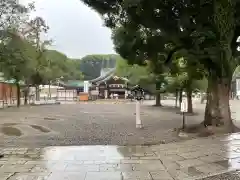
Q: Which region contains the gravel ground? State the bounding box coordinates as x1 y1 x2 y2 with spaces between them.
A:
200 171 240 180
0 100 204 147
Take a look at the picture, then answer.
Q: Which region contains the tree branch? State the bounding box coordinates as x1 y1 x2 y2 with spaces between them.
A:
164 46 184 64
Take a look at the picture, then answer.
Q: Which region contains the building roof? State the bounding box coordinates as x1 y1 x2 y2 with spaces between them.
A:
0 79 25 85
89 68 116 83
58 80 92 88
0 72 25 85
65 80 85 87
95 72 115 84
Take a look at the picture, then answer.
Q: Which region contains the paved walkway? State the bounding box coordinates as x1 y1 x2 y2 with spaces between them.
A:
1 133 240 180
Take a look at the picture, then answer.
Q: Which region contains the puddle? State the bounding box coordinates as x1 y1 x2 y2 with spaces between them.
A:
215 158 240 170
30 125 50 133
187 166 203 176
44 117 59 121
1 126 22 136
23 154 41 160
2 123 18 126
215 160 230 168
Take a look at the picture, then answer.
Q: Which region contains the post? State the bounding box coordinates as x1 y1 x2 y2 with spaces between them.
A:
104 90 108 99
180 100 187 130
136 100 143 128
65 89 66 101
48 81 51 100
182 112 185 129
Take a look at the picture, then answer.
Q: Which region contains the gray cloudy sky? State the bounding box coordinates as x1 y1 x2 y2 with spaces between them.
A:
21 0 115 58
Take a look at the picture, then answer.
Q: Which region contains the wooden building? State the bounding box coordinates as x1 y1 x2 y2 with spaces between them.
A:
56 80 84 101
91 75 129 99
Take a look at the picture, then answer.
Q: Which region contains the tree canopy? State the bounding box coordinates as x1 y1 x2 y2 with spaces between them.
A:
81 0 240 131
0 0 85 104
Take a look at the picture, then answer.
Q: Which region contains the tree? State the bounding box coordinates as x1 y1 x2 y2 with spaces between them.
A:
23 17 51 101
82 0 240 132
115 58 148 84
112 24 168 106
0 33 36 106
44 50 84 82
0 1 36 106
0 0 30 37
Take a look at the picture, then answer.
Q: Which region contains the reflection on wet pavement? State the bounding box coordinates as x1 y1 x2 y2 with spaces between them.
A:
43 117 60 121
187 166 204 176
1 126 22 136
0 123 52 136
3 133 240 179
30 125 50 133
2 123 18 127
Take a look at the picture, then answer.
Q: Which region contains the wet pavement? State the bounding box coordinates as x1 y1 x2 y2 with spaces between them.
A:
1 133 240 179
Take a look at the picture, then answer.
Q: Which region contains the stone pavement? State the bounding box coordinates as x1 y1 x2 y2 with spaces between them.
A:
2 133 240 179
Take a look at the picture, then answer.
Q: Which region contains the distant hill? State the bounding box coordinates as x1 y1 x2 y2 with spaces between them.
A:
79 54 120 80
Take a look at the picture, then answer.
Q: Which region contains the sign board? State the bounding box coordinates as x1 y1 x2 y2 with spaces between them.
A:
84 81 89 93
90 90 99 95
180 101 188 112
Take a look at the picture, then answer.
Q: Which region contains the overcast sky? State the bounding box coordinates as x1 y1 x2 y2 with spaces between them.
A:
20 0 115 58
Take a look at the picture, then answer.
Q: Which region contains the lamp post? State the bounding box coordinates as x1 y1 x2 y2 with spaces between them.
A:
48 80 52 100
56 76 64 101
131 85 144 129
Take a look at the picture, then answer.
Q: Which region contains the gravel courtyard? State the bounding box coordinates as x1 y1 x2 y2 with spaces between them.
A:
0 100 205 147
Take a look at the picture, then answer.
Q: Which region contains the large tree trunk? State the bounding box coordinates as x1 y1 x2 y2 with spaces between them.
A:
211 0 235 132
179 89 183 107
204 78 220 126
217 78 232 132
155 93 162 106
16 82 21 107
204 76 233 132
186 88 193 113
204 83 212 126
175 90 178 108
35 86 40 101
24 85 29 105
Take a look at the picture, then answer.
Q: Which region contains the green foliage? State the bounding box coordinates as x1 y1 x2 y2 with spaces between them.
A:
0 0 30 40
82 0 240 80
0 1 83 88
0 35 33 81
193 79 208 92
44 50 83 81
115 58 148 84
0 0 37 82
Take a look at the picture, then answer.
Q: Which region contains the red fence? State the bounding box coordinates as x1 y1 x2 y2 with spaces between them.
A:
0 83 17 104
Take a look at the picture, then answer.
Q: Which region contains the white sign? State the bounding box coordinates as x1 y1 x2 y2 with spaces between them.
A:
90 90 99 95
180 101 188 112
84 81 89 93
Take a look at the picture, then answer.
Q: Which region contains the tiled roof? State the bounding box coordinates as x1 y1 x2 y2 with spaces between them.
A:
60 80 92 88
